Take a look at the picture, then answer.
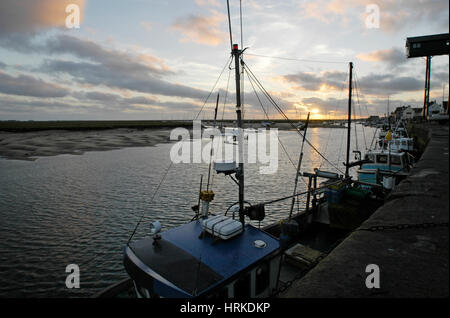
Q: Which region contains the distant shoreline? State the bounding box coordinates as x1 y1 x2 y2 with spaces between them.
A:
0 119 355 133
0 120 192 133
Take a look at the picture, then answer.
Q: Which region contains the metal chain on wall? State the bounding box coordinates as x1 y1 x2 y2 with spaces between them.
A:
357 222 449 232
272 221 448 297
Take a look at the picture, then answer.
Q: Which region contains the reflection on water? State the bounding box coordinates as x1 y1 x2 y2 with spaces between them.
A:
0 126 375 297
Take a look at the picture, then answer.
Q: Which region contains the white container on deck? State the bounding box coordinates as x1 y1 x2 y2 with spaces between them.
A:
382 176 394 190
201 215 243 240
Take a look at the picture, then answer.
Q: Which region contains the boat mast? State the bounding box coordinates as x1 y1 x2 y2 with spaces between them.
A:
345 62 353 178
206 93 220 192
288 112 310 221
232 44 245 226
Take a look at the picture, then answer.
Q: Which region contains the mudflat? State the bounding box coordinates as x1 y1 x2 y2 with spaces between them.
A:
0 128 172 161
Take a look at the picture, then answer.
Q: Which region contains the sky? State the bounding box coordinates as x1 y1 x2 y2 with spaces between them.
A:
0 0 448 121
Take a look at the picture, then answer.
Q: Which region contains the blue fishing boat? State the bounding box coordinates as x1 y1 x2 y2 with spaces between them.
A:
104 4 384 299
124 219 281 298
357 148 411 189
121 18 292 296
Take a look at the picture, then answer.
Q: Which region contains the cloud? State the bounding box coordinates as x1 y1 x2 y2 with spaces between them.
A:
358 73 423 95
0 71 70 98
171 11 227 46
281 69 423 96
41 59 208 99
433 70 450 84
299 0 449 32
281 70 348 91
376 0 449 32
140 21 153 32
1 32 212 103
298 95 424 118
299 96 350 116
357 47 408 68
44 34 173 76
195 0 220 7
0 33 209 100
0 0 86 36
71 90 203 114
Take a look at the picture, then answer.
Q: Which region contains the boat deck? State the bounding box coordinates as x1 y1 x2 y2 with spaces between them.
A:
125 220 280 297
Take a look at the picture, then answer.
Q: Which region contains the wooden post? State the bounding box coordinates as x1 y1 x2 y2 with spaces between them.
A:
345 62 353 178
423 56 431 118
312 175 317 211
306 176 313 213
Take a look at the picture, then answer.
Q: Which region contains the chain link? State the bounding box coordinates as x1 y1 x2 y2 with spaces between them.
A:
272 221 449 296
357 222 449 232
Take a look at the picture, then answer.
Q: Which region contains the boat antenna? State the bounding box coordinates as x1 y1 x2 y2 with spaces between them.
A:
345 61 353 178
288 112 310 221
240 0 243 49
226 0 233 50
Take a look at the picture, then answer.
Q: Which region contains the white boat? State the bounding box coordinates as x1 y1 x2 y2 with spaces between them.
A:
357 144 412 190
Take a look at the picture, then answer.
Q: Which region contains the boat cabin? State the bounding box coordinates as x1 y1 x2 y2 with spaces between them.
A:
124 218 281 298
357 150 410 187
388 138 414 152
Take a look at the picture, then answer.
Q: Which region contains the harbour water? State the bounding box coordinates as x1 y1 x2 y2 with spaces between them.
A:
0 126 375 297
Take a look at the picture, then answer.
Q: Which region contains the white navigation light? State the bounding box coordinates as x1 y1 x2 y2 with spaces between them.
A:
149 221 162 235
254 240 267 248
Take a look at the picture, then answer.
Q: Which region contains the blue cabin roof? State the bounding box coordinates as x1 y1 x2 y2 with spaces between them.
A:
124 219 280 297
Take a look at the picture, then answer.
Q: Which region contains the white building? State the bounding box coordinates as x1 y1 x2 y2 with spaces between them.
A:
402 106 414 120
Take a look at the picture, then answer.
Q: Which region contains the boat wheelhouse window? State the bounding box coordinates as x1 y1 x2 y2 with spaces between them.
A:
377 154 388 163
234 273 251 298
390 155 402 165
364 154 374 161
255 262 270 295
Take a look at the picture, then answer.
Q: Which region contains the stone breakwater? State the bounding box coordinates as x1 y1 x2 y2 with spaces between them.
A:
281 123 449 298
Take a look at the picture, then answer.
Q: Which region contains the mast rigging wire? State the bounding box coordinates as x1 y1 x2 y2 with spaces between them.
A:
319 68 349 169
127 160 174 244
193 56 232 121
244 61 345 175
245 53 347 65
221 68 232 125
245 69 298 170
353 70 368 150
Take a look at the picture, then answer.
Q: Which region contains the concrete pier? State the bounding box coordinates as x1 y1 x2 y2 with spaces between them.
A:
281 123 449 298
